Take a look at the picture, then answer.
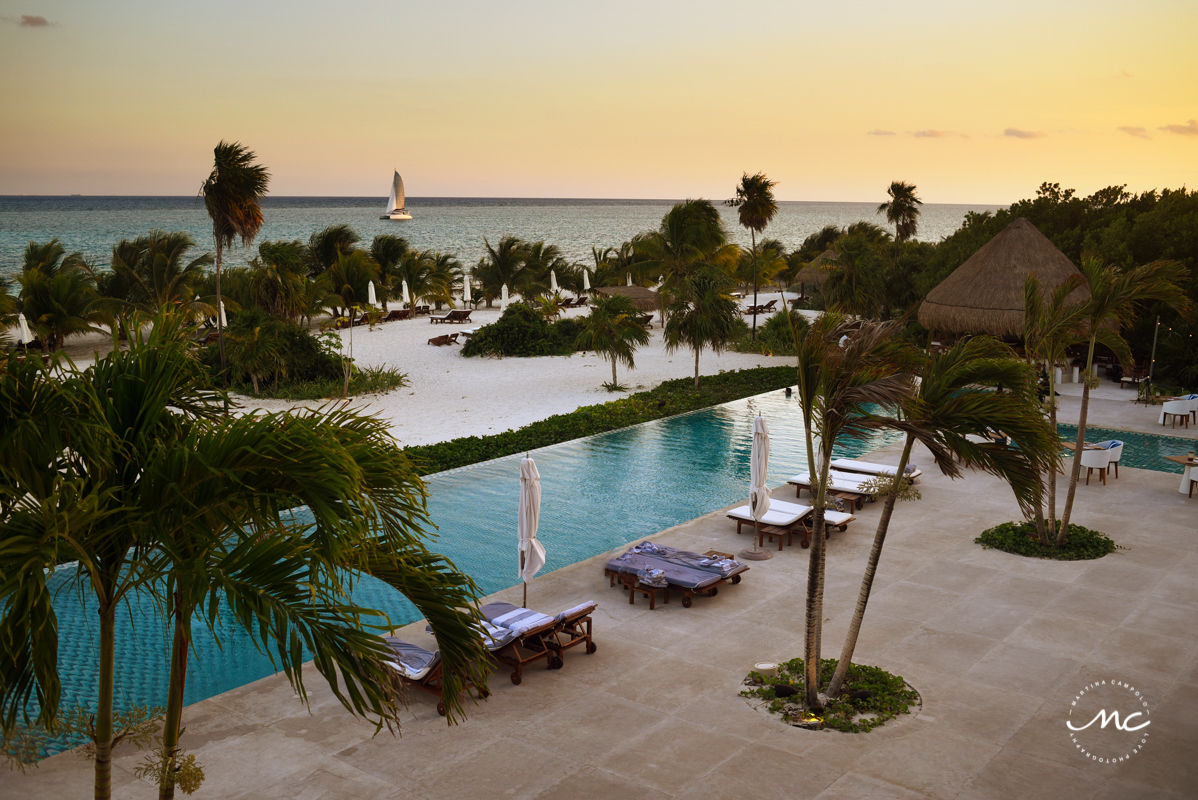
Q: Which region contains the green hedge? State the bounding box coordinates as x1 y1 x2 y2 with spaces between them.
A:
974 520 1121 560
460 304 585 358
404 366 795 475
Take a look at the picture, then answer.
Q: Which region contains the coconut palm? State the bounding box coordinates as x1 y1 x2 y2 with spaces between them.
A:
200 141 270 383
663 267 739 388
305 224 360 278
522 241 569 298
636 200 733 289
821 234 886 319
325 249 380 321
105 231 213 320
425 251 464 309
369 234 412 309
876 181 923 245
474 236 529 306
223 323 283 394
17 264 105 352
21 239 86 278
826 336 1059 697
575 293 651 387
250 240 308 321
0 313 488 800
726 173 779 339
1057 257 1192 542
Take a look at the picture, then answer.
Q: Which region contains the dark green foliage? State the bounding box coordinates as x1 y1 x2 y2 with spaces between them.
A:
741 658 919 733
732 310 800 355
975 520 1121 560
460 303 583 357
405 366 795 475
199 308 343 386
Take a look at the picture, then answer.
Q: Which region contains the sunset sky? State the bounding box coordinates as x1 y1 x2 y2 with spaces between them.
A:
1 0 1195 203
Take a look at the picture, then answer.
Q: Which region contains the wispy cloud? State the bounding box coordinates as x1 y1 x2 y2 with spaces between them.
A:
1159 119 1198 137
2 14 56 27
1118 126 1150 139
1004 128 1046 139
912 130 951 138
1119 70 1134 78
866 129 896 136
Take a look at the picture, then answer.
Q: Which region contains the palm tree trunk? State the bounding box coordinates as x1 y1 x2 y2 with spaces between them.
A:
693 347 700 388
612 357 618 386
751 230 759 341
804 438 832 708
1058 337 1097 543
827 436 914 696
94 604 116 800
250 373 259 395
1046 384 1059 537
215 242 226 387
159 607 191 800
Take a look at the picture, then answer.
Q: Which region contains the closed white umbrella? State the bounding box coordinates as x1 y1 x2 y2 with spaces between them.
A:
740 414 773 561
626 272 633 287
368 280 377 307
582 270 590 292
463 272 472 304
518 455 546 607
550 269 558 295
501 283 509 311
401 279 410 309
218 301 227 329
17 312 32 344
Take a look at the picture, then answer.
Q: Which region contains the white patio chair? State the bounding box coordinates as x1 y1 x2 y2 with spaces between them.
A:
1093 440 1124 479
1079 448 1112 486
1186 395 1198 424
1161 400 1190 429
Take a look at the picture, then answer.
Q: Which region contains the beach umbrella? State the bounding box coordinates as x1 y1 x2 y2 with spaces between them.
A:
739 414 773 561
401 279 410 309
518 455 546 607
17 313 32 344
582 269 590 292
501 283 509 311
919 218 1088 338
368 280 377 307
626 272 633 287
463 272 472 304
218 301 227 329
550 269 558 295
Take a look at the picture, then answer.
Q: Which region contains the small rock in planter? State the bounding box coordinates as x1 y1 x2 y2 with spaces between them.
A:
847 690 872 702
774 684 799 698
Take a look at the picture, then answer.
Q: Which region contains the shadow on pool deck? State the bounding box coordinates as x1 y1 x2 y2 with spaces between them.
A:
6 436 1196 800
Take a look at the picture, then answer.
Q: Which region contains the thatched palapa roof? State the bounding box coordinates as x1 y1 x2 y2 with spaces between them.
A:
918 218 1088 337
794 250 837 286
594 285 659 313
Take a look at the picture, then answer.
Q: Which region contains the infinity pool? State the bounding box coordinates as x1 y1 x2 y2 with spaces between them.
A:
38 388 901 756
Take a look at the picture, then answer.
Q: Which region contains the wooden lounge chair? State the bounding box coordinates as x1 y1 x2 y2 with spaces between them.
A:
788 470 872 510
603 544 748 608
830 458 923 482
383 309 411 322
574 297 589 308
428 333 459 346
478 603 561 683
727 499 854 549
414 305 431 316
380 638 484 717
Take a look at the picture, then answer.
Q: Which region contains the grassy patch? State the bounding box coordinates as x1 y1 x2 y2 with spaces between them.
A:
741 658 919 733
232 365 408 401
404 366 794 475
974 520 1121 560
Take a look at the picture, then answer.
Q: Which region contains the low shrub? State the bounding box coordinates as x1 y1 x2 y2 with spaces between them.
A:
404 366 794 475
741 657 919 733
732 310 808 356
239 364 407 401
460 304 583 358
975 520 1122 560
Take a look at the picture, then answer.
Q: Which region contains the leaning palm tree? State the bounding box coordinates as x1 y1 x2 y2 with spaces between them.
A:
474 236 529 306
663 267 739 388
107 231 213 319
1057 257 1191 542
325 249 380 321
251 240 308 321
305 224 360 278
876 180 923 246
826 337 1060 697
575 293 651 387
200 141 270 383
726 173 779 339
369 233 412 309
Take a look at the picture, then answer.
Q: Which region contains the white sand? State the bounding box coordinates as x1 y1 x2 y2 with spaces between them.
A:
49 293 796 448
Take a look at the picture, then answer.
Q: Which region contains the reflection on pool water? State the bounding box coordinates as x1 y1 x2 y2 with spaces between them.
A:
41 389 903 756
1056 424 1194 474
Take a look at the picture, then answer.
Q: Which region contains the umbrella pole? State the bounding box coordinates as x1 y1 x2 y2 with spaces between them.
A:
738 499 773 562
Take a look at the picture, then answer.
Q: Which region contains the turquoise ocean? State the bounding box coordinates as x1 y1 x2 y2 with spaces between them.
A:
0 197 1003 278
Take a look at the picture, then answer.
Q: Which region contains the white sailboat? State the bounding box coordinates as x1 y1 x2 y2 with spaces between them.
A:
380 170 412 220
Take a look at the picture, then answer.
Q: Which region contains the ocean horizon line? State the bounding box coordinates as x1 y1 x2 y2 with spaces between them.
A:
0 195 1008 207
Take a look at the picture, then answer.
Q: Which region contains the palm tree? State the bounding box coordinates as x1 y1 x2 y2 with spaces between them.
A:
105 231 213 320
224 324 283 394
325 249 380 321
369 234 412 309
18 263 105 352
1057 258 1191 542
200 141 270 383
0 313 488 800
821 234 886 319
474 236 529 306
726 173 779 339
425 251 464 309
305 224 360 278
663 267 739 387
636 200 733 289
826 337 1060 697
251 240 307 321
575 293 651 387
876 181 923 245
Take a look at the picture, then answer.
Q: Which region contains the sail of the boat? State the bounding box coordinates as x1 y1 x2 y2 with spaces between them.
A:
386 171 399 213
394 171 406 211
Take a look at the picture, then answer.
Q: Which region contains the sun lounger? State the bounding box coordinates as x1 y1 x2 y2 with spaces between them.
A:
788 471 872 509
414 305 431 316
830 458 922 482
430 309 472 324
381 637 453 715
727 500 854 549
477 602 561 683
383 309 411 322
481 601 598 666
428 333 459 346
603 546 748 608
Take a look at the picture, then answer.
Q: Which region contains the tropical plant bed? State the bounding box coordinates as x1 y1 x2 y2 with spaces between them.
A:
404 366 794 475
230 365 408 401
974 520 1122 560
741 658 920 733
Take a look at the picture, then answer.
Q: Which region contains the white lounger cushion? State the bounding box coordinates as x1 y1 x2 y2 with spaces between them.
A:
830 459 922 479
728 499 812 526
492 606 556 635
383 638 440 681
790 472 871 492
555 601 597 622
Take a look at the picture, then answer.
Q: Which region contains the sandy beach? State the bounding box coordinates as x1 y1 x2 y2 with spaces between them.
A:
49 292 797 448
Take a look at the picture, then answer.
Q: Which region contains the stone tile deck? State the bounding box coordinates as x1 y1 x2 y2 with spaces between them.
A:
5 438 1195 799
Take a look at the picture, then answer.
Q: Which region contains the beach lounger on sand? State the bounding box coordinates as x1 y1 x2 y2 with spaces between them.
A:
830 458 922 482
431 309 472 324
384 309 411 322
603 544 748 608
428 333 459 346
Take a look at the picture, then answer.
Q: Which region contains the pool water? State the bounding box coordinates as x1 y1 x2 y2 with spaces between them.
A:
37 389 902 757
1056 424 1194 473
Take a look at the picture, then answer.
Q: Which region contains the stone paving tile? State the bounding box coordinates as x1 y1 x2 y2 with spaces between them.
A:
405 736 580 800
1006 611 1120 659
595 719 749 794
885 626 1001 675
962 643 1083 698
1084 627 1198 691
901 560 1000 593
516 690 669 761
815 771 932 799
932 678 1046 747
955 747 1106 800
853 725 1001 800
529 766 675 800
1045 584 1139 625
957 573 1070 611
690 743 846 800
